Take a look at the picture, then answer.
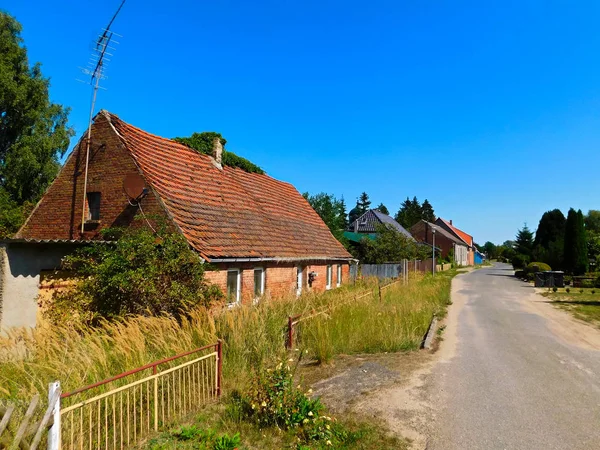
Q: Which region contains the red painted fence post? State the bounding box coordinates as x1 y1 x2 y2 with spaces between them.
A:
216 339 223 398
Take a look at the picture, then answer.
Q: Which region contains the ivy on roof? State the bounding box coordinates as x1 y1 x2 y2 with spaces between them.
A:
173 132 265 174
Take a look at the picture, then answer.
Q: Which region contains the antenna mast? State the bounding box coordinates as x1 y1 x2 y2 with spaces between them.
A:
80 0 126 234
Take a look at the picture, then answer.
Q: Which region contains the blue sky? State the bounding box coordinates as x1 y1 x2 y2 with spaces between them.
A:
4 0 600 244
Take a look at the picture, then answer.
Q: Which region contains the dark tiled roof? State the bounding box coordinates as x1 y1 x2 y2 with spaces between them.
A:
348 209 415 240
107 112 352 261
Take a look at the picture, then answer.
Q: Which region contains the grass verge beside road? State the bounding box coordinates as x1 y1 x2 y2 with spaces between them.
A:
542 288 600 328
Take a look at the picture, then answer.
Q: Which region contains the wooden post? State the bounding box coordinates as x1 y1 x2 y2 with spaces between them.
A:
153 365 158 431
216 340 223 398
47 382 60 450
287 316 294 350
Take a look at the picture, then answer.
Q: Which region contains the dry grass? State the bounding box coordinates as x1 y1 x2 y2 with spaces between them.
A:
0 273 453 405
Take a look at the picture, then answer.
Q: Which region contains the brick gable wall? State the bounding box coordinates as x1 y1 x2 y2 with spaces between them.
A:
17 114 168 240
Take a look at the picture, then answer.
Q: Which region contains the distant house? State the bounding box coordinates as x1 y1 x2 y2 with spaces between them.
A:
343 209 415 244
434 218 475 266
0 111 352 330
474 249 485 265
410 220 469 266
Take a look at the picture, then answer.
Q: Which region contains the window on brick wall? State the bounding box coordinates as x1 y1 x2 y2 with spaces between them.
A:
254 268 265 299
227 269 240 305
337 265 342 287
326 265 332 289
86 192 101 221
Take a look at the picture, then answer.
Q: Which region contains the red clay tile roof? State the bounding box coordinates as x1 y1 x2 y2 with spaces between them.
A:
437 218 473 247
106 111 352 261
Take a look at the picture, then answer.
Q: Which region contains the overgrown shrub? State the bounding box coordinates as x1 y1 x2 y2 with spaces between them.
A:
43 226 223 325
552 287 558 292
566 287 571 293
511 254 529 269
526 262 552 273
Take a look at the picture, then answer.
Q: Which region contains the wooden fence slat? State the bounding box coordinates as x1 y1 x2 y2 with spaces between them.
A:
30 386 61 450
9 394 39 450
0 404 15 436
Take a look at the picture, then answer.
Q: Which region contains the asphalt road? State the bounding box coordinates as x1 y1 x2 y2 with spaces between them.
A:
427 263 600 450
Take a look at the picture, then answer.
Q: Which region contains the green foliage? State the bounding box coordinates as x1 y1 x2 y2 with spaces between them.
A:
303 192 348 240
394 196 435 229
481 241 498 259
348 192 372 225
566 287 570 293
564 208 588 275
375 202 389 215
511 254 529 270
0 12 74 204
553 286 558 292
515 224 534 259
45 226 223 324
149 425 240 450
234 360 322 430
526 262 552 273
0 188 34 238
357 223 429 263
533 209 566 269
232 360 352 447
174 132 264 174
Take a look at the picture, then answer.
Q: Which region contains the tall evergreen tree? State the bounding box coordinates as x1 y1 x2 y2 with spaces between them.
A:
395 196 423 228
564 208 589 275
532 209 566 269
348 202 362 226
375 203 389 215
515 224 534 259
357 192 371 214
339 196 348 230
421 199 435 222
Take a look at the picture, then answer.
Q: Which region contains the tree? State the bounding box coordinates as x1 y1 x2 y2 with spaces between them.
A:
357 223 429 264
395 196 422 229
174 131 264 174
515 224 534 259
357 192 371 213
0 12 74 235
375 203 389 215
585 210 600 269
303 192 347 240
421 199 435 222
348 203 362 225
532 209 566 269
44 226 222 325
564 209 588 275
482 241 498 259
0 12 73 200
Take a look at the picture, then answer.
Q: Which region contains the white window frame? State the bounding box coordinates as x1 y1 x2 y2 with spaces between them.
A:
253 267 265 301
296 266 303 296
326 265 332 290
226 269 241 306
336 264 342 287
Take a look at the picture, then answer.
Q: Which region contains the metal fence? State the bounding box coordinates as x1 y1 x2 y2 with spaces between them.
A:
56 341 222 450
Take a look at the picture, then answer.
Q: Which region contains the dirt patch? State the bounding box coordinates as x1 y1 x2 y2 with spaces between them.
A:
521 290 600 351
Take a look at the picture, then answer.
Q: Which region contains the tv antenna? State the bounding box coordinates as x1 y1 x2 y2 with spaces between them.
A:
79 0 126 234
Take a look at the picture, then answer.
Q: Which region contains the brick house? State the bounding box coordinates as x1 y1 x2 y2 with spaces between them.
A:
434 218 475 266
0 111 352 329
410 220 469 266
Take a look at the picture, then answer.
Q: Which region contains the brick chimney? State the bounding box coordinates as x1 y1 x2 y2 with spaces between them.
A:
212 137 223 165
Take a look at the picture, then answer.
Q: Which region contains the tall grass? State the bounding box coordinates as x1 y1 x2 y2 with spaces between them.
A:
0 273 453 404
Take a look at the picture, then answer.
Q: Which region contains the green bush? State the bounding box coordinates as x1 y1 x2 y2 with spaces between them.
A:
552 287 558 292
512 254 529 269
595 276 600 288
44 226 224 325
526 262 552 273
566 287 571 293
